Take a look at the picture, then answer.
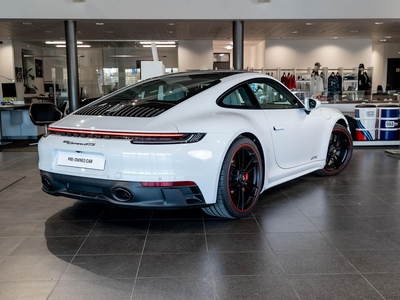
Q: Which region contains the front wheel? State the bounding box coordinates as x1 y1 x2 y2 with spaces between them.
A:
202 137 263 219
316 124 353 176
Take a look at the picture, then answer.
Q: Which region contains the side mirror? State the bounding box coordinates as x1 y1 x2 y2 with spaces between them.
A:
304 97 321 114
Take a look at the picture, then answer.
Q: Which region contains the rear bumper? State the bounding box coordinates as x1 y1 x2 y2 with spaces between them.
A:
40 171 208 209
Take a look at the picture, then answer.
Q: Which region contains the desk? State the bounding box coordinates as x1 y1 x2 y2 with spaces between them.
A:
0 104 43 142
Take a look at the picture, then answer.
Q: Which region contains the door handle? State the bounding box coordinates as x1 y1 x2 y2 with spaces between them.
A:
273 126 285 131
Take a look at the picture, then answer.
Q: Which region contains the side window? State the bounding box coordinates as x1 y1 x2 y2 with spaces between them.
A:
221 86 254 108
249 81 299 109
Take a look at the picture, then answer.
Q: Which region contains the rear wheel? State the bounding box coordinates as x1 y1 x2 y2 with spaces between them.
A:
317 124 353 176
202 137 263 219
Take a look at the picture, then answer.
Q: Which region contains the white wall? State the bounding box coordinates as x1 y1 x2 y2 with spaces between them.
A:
178 40 213 72
371 43 385 89
0 40 15 99
245 41 265 70
264 39 372 70
1 0 399 20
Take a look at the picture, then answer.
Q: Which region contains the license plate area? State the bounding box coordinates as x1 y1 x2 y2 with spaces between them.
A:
57 151 106 170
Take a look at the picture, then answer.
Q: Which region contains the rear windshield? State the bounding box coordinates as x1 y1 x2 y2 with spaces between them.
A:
97 72 236 105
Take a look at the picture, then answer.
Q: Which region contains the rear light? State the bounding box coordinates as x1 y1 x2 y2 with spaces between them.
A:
47 128 206 144
141 181 196 187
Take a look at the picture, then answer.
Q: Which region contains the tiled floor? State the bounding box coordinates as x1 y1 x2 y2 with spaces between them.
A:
0 147 399 299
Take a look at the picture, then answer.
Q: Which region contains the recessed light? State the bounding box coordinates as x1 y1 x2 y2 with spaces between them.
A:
375 22 383 25
95 22 104 26
44 30 52 33
385 36 392 38
168 31 173 34
333 37 338 39
350 30 358 33
306 23 314 26
166 22 175 26
380 39 387 42
23 22 32 25
291 31 298 34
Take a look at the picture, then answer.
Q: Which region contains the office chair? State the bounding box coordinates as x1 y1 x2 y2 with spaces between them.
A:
29 102 63 134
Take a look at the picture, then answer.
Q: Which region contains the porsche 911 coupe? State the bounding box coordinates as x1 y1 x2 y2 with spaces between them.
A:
38 71 353 219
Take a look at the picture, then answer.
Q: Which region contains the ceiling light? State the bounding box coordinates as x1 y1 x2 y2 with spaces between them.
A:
350 30 358 33
107 31 114 33
306 23 314 26
226 45 233 50
291 31 298 34
56 45 91 48
139 41 176 45
380 39 387 42
168 31 174 34
166 22 175 26
44 31 52 33
375 22 383 25
142 45 176 48
23 22 32 25
385 36 392 38
333 37 338 39
95 22 104 26
46 41 83 44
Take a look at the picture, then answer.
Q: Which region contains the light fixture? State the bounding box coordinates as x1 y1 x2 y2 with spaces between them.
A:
139 41 176 45
166 22 175 26
306 23 314 26
95 22 104 26
291 31 298 34
44 30 52 33
385 36 392 38
333 37 338 39
56 45 91 48
380 39 387 42
107 31 114 34
22 22 32 25
350 30 358 33
142 45 176 48
226 45 233 50
46 41 83 44
375 22 383 25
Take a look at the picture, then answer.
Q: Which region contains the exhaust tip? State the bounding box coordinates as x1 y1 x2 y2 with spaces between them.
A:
112 187 133 202
42 176 52 191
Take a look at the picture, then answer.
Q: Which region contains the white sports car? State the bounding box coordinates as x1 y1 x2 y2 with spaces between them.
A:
38 71 353 219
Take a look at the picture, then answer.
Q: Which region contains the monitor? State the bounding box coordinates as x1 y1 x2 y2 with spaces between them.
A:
44 83 60 93
1 83 17 98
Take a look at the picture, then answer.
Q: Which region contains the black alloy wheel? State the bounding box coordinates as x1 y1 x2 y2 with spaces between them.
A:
202 137 263 219
317 124 353 176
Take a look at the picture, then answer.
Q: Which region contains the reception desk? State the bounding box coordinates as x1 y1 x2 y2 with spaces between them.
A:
0 104 44 141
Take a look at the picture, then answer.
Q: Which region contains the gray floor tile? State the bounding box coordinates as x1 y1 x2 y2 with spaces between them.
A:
148 219 204 234
204 219 261 234
323 231 399 250
341 249 400 273
144 234 207 253
257 215 319 233
0 255 72 281
265 232 335 252
0 237 25 255
132 277 214 300
10 236 85 256
213 275 298 300
138 253 211 277
275 249 357 274
206 233 273 253
0 281 57 300
78 235 146 255
48 279 134 300
208 251 283 275
364 273 400 300
62 254 141 280
90 220 150 236
289 274 384 300
308 215 377 232
32 220 95 237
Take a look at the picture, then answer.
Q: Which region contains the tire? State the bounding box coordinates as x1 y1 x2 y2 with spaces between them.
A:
202 137 263 219
316 124 353 176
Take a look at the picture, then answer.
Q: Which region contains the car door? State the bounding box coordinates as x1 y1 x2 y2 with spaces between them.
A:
248 79 324 169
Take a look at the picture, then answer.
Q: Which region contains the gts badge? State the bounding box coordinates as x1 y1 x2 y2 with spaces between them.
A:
311 156 318 160
63 140 96 146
